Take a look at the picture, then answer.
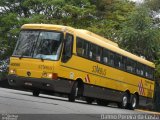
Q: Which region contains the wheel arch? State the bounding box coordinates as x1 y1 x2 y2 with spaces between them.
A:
134 92 139 104
125 89 131 99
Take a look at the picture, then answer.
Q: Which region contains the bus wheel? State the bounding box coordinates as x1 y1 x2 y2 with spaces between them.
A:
129 94 138 110
86 97 94 104
118 93 129 109
97 99 108 106
33 90 40 97
68 82 78 102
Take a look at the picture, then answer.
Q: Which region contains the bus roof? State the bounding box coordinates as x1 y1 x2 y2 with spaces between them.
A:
21 24 155 68
76 29 118 47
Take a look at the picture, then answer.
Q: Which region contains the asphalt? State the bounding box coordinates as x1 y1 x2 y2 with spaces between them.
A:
0 87 159 120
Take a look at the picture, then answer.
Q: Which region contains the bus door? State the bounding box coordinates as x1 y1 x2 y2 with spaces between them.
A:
60 33 75 80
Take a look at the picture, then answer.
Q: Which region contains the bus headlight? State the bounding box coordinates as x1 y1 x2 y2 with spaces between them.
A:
10 69 16 74
47 73 53 78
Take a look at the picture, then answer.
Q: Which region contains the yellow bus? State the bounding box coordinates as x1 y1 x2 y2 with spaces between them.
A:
8 24 155 110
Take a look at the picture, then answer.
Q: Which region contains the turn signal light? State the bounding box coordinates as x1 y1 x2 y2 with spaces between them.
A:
51 73 58 79
42 73 58 79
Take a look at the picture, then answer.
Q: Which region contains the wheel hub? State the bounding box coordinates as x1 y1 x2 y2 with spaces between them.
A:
123 96 127 107
132 97 137 108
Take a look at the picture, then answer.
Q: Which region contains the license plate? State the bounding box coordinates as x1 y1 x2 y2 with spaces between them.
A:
24 82 32 86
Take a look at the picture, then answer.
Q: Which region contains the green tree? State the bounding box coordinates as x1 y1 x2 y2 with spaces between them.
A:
145 0 160 11
120 6 160 61
0 0 97 58
0 0 137 59
87 0 136 41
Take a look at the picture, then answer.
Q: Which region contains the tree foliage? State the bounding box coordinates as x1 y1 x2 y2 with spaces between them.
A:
145 0 160 11
0 0 136 59
120 6 160 61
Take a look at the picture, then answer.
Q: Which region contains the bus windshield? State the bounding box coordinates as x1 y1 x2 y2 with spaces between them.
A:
13 30 63 60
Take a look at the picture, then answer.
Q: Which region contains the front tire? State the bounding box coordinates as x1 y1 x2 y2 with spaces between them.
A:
33 90 40 97
68 82 78 102
86 97 94 104
97 99 109 106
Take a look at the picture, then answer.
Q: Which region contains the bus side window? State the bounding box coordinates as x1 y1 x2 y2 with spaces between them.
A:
126 59 135 73
76 37 89 58
96 46 102 62
108 52 114 66
145 66 154 79
89 43 96 60
115 54 123 69
121 57 126 70
148 68 154 80
76 38 84 56
126 61 132 72
140 64 144 76
83 40 89 57
136 63 141 75
62 33 73 62
103 49 109 64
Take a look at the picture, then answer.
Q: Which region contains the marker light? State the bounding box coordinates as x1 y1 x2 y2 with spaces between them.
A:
51 73 58 79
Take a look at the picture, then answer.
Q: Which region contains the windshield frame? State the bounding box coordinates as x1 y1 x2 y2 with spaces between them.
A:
12 29 64 61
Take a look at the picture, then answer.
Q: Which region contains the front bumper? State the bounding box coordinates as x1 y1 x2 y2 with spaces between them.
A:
8 74 74 94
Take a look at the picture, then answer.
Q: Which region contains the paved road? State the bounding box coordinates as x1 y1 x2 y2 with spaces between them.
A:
0 87 159 120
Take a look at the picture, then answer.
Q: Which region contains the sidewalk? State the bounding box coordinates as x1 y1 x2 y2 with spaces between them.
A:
136 109 160 114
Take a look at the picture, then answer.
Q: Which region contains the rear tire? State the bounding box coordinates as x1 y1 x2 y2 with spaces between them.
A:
68 82 78 102
33 90 40 97
86 97 94 104
129 94 138 110
97 99 109 106
118 93 129 109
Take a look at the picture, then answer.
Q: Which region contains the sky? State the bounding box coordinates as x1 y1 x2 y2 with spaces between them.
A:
130 0 144 3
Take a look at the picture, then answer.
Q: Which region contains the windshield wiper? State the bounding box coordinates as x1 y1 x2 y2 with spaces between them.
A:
19 53 24 59
40 55 44 62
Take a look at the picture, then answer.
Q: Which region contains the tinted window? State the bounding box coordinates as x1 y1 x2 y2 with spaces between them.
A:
89 43 97 60
96 46 102 62
126 59 135 73
65 34 73 58
76 38 89 57
108 52 114 66
145 67 154 79
136 63 141 75
76 38 83 56
103 49 109 65
89 43 102 62
115 54 121 68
